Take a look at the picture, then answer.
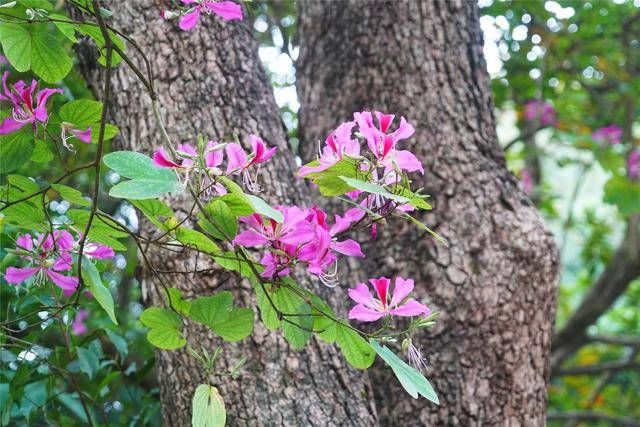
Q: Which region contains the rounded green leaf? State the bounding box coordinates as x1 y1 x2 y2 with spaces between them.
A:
192 384 226 427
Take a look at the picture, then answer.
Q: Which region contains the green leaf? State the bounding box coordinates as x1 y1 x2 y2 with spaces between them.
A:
81 260 117 325
77 24 124 66
31 141 54 163
190 292 254 342
0 132 34 174
76 347 100 380
1 201 45 230
139 307 186 350
165 288 191 316
49 13 78 42
105 330 128 357
213 251 257 279
30 30 72 83
339 176 410 204
67 209 128 251
369 339 439 404
103 151 183 200
219 193 254 217
0 23 31 72
335 325 375 369
192 384 226 427
273 285 312 349
199 199 237 240
254 283 280 330
246 194 283 223
603 175 640 216
7 174 39 193
310 295 337 343
59 100 102 128
175 227 221 255
51 184 91 207
131 199 174 229
393 186 432 210
303 157 362 196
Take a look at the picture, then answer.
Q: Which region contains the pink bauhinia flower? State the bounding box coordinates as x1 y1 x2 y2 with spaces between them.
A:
233 206 314 248
523 100 556 127
225 135 277 192
298 207 364 286
592 125 623 145
4 231 78 296
354 110 424 174
71 309 90 335
299 121 360 177
0 72 63 135
177 0 243 30
348 276 430 322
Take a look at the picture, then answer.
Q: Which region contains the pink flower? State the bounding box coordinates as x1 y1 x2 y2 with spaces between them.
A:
225 135 277 192
354 111 424 174
61 122 92 148
4 231 79 296
83 243 115 259
177 0 243 31
628 149 640 181
0 72 63 135
523 100 556 127
71 309 90 335
153 143 198 168
348 276 430 322
592 125 623 145
233 206 315 248
299 121 360 177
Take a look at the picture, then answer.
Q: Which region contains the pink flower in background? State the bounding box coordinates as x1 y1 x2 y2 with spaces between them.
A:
523 100 556 127
226 135 277 192
177 0 243 31
298 121 360 177
348 276 430 322
354 111 424 174
71 310 90 335
521 168 534 196
4 231 79 296
628 150 640 180
592 125 623 145
0 72 63 135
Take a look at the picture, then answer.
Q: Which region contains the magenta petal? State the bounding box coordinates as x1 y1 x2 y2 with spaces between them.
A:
391 117 415 141
46 270 79 295
4 266 39 284
179 8 201 30
332 239 364 257
298 163 330 177
369 277 390 306
72 127 92 143
84 243 115 259
16 234 33 251
394 150 424 174
348 283 374 305
225 143 248 173
390 276 414 307
279 228 316 245
348 304 385 322
209 1 243 20
389 299 430 317
153 147 181 168
259 146 277 163
233 230 268 247
0 117 28 135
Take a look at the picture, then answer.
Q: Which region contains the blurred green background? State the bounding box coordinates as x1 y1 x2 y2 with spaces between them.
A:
1 0 638 425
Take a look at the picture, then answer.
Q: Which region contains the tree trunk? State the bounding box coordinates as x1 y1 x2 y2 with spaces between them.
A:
297 1 560 425
75 1 376 425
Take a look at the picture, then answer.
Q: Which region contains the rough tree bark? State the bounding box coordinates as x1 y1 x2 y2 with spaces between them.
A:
297 1 560 425
75 1 376 425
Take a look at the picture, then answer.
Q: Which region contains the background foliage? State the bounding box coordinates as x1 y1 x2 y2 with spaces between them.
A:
1 0 638 425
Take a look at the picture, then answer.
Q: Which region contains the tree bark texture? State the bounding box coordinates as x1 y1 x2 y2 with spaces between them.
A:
76 1 376 425
297 1 560 425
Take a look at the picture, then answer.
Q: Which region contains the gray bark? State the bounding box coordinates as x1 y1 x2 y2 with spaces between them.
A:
75 1 376 425
297 1 560 425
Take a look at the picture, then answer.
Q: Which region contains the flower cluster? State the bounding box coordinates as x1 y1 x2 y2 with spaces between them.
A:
4 230 114 296
592 124 623 145
233 205 364 286
0 71 62 135
153 135 277 193
162 0 243 31
523 100 556 127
